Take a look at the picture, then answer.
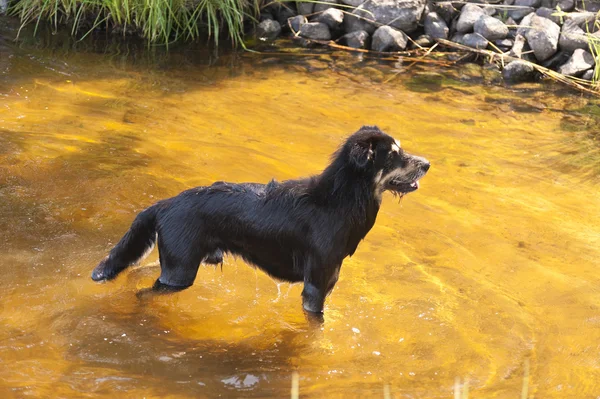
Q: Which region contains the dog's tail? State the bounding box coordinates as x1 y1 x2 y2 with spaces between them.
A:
91 204 159 282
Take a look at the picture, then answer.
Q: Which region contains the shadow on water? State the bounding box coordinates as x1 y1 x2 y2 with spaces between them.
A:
0 131 160 252
54 299 310 397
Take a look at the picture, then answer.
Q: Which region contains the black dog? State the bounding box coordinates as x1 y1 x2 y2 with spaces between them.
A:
91 126 430 316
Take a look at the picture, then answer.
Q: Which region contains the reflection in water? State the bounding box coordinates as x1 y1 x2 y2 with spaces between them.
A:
1 16 600 399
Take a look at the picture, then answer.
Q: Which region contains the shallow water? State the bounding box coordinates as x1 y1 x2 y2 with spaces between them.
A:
1 19 600 399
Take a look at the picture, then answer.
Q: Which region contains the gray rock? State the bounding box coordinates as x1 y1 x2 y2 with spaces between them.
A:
414 34 434 47
434 1 458 24
424 12 449 39
456 3 485 33
582 69 595 80
515 0 540 7
483 6 497 16
296 1 314 15
516 12 535 38
372 26 408 51
535 7 562 25
277 5 297 28
314 0 338 13
496 38 514 49
345 0 426 34
451 32 465 43
565 12 597 32
508 5 535 21
288 15 308 33
315 8 344 30
541 51 572 69
298 22 332 40
474 15 509 40
559 19 589 52
540 0 553 7
558 0 575 12
256 19 282 40
339 30 371 48
523 15 560 61
502 60 536 82
462 32 489 48
559 48 595 76
340 0 366 6
576 0 600 12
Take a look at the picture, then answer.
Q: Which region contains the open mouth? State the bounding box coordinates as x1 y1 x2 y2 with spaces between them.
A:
386 179 420 194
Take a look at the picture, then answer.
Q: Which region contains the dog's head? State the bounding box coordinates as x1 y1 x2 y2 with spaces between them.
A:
343 126 430 197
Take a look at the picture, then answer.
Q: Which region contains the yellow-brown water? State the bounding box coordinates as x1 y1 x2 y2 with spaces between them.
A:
1 24 600 399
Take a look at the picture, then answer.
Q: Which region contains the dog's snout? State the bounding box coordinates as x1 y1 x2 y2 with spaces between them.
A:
422 161 430 172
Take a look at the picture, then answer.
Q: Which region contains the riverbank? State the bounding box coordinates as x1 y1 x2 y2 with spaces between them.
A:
3 0 600 94
256 0 600 93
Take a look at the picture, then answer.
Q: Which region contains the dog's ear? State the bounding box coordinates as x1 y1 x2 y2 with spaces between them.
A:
349 140 374 169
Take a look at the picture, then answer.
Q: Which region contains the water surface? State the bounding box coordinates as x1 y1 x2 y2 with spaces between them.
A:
1 19 600 399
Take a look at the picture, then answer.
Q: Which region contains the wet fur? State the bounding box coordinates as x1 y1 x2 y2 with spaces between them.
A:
91 126 430 316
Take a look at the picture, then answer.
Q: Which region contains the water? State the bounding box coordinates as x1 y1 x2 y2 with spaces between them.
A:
1 18 600 398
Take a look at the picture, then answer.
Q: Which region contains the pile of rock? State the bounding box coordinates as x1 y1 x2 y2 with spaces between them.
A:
256 0 600 83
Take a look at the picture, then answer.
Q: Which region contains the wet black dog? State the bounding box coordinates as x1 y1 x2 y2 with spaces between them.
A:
91 126 430 317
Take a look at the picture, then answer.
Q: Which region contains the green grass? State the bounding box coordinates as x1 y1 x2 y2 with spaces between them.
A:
9 0 260 46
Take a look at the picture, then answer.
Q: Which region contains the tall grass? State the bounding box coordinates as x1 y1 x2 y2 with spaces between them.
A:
9 0 257 46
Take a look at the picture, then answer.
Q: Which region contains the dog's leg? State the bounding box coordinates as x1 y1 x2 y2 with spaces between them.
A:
155 238 204 289
301 259 329 316
92 206 158 282
203 249 224 266
325 265 341 297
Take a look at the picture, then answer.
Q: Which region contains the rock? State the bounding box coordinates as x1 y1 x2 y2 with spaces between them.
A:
559 19 589 52
559 48 595 76
434 1 458 24
540 0 553 7
340 0 366 6
256 19 282 40
565 12 597 32
535 7 562 25
298 22 332 40
296 1 314 15
576 0 600 12
503 60 536 82
505 17 518 39
523 15 560 61
276 5 297 28
495 38 514 50
541 51 572 69
515 0 540 7
474 15 509 40
483 6 496 16
371 26 408 51
339 30 371 48
462 33 489 48
451 32 465 43
424 12 449 39
315 8 344 30
314 0 338 13
508 3 535 21
582 69 594 80
456 3 485 33
516 12 534 35
510 34 527 57
345 0 426 34
414 34 434 47
558 0 575 12
288 15 307 33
